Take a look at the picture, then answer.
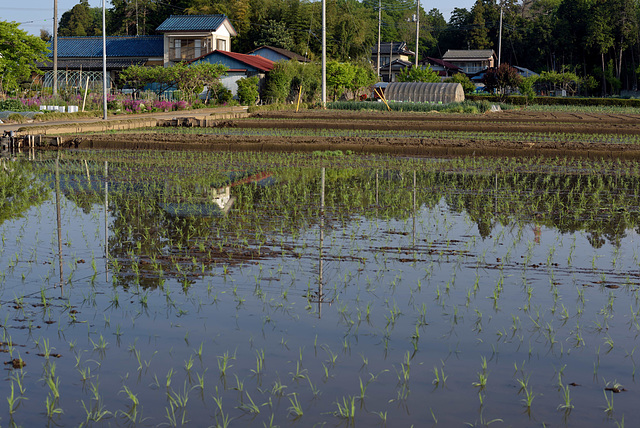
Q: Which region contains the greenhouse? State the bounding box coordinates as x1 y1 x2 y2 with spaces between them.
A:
384 82 465 104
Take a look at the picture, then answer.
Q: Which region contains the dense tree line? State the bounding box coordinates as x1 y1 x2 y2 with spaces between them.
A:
56 0 640 94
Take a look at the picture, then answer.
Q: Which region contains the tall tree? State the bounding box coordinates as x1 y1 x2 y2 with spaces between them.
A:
59 0 100 36
585 0 614 95
440 8 471 51
468 0 492 49
253 20 295 50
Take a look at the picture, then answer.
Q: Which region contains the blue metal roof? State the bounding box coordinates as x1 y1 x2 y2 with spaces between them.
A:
49 36 164 58
156 15 229 32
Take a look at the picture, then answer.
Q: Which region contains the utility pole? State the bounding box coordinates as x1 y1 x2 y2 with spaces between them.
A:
388 43 392 82
136 0 139 36
102 0 108 120
322 0 326 106
497 4 503 67
415 0 419 67
377 0 381 77
53 0 57 95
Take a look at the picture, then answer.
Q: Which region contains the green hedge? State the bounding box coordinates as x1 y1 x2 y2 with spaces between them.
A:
466 94 640 107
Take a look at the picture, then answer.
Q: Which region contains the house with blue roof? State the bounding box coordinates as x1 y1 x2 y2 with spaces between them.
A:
247 46 309 63
38 14 238 92
156 15 237 66
40 36 164 72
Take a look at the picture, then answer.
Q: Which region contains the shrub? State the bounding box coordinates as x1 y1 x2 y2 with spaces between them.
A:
445 73 476 95
215 88 233 104
237 76 260 105
265 60 321 104
397 65 440 83
0 99 25 111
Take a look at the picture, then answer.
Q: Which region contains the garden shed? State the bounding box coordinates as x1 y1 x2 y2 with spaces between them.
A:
384 82 464 104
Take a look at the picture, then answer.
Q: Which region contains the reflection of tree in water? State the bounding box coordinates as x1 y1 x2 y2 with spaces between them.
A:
442 172 640 246
40 154 640 288
0 161 50 225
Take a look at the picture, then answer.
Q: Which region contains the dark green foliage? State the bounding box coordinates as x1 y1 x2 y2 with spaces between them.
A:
397 65 440 83
445 73 476 95
46 0 640 96
265 60 321 104
252 20 295 51
58 0 101 36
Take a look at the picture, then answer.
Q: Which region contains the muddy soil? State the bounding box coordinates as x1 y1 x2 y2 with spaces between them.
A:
71 109 640 159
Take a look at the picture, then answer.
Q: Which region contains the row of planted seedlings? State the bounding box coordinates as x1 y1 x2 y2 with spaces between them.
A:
1 150 639 426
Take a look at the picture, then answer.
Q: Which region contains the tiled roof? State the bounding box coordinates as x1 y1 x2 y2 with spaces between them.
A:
379 59 412 71
247 46 308 62
38 58 148 70
513 66 538 77
442 49 496 60
156 15 230 32
48 36 163 58
371 42 414 56
209 50 275 72
423 57 461 70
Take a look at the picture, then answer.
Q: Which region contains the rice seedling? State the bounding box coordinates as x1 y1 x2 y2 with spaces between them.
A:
287 393 303 419
334 395 356 420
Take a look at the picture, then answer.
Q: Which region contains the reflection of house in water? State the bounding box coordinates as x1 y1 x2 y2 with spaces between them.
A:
160 171 273 217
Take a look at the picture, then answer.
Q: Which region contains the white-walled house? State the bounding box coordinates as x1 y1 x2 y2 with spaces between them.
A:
155 15 237 66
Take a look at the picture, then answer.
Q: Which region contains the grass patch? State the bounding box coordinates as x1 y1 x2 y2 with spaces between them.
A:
326 100 511 113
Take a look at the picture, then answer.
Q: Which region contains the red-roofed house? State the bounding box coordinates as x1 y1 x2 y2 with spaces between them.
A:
419 57 462 78
191 50 274 98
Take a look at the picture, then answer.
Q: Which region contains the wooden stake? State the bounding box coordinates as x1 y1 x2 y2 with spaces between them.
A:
296 86 303 112
82 77 90 112
375 88 391 111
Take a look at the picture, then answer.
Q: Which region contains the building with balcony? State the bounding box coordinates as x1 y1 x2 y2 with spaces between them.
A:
371 42 415 72
156 15 237 66
441 49 496 74
37 14 238 91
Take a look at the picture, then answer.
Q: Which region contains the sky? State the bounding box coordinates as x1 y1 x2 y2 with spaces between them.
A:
4 0 476 37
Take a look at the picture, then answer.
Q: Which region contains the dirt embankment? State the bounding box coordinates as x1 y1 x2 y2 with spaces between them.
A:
70 109 640 159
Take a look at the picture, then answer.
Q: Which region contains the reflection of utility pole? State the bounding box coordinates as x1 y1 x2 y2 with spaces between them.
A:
413 170 416 247
309 168 332 317
376 170 379 205
104 161 109 281
55 156 63 289
321 0 326 106
494 173 498 214
102 0 108 120
319 167 324 317
53 0 58 96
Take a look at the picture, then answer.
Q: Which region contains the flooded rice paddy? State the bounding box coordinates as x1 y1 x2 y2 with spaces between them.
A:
1 149 640 427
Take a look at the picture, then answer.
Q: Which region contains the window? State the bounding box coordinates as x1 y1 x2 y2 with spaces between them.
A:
216 39 226 51
195 40 201 58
